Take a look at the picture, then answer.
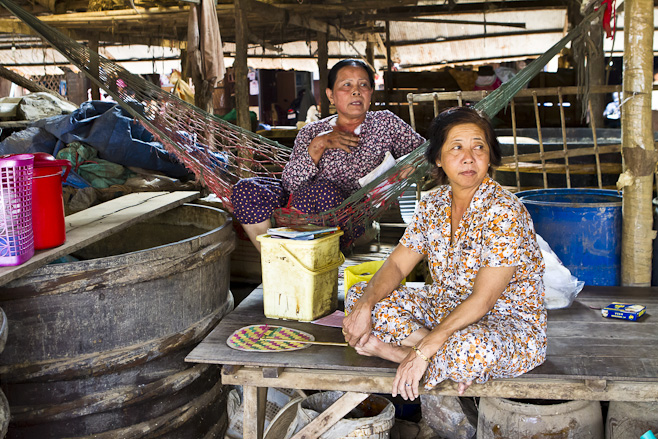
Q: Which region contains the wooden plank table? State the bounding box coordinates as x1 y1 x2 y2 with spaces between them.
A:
0 191 199 287
186 285 658 439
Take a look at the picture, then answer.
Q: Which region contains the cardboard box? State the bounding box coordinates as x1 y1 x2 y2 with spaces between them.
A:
601 302 646 321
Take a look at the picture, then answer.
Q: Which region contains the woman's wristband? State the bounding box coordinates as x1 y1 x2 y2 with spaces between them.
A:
412 345 431 363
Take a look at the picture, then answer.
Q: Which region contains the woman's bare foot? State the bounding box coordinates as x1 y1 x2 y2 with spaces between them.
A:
458 380 473 395
354 335 411 363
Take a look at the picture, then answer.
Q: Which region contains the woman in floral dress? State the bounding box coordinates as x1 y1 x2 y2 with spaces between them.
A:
342 106 546 400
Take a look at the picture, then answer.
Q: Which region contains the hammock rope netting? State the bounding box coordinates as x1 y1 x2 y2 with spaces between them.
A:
0 0 602 246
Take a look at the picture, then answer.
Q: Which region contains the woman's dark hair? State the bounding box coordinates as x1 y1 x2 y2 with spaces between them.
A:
424 106 501 185
327 59 375 90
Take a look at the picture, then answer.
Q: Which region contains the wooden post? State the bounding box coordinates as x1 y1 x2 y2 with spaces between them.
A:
588 23 605 130
385 21 392 108
234 0 251 131
317 31 330 119
366 41 375 70
88 35 100 101
620 0 655 286
193 80 213 113
180 49 189 85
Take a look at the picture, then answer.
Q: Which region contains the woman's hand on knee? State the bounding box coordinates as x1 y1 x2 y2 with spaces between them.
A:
392 351 429 401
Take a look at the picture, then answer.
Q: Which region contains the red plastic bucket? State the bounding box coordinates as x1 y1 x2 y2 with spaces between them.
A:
32 153 71 250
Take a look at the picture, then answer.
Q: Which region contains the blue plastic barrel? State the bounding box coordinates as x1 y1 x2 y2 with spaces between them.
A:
515 189 622 286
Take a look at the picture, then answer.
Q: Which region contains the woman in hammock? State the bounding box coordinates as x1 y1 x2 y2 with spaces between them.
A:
231 59 425 251
342 106 546 400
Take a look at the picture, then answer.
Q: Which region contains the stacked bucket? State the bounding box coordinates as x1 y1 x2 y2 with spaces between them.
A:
0 153 70 267
0 154 35 267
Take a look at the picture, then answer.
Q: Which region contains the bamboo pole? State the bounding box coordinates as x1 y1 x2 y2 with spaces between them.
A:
620 0 655 286
497 162 621 175
587 99 603 189
407 93 416 130
532 91 548 188
501 143 621 164
409 85 622 103
433 93 439 117
557 88 572 188
510 99 521 192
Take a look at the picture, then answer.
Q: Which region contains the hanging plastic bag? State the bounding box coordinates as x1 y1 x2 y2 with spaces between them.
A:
537 234 585 309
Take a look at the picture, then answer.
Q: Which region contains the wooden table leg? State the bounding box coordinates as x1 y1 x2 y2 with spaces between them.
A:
290 391 369 439
257 387 267 437
243 385 268 439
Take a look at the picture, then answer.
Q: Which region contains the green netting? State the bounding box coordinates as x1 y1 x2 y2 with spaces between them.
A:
0 0 601 246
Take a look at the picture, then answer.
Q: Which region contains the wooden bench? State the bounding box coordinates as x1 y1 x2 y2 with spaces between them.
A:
186 284 658 439
0 191 199 287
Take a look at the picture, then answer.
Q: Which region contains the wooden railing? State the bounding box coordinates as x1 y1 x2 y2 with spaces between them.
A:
407 85 627 192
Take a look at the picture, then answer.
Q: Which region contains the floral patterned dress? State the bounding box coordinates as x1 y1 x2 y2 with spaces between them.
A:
282 110 425 196
346 177 547 388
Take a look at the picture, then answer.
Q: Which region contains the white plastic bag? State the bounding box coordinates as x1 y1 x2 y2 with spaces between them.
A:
536 234 585 309
358 151 396 187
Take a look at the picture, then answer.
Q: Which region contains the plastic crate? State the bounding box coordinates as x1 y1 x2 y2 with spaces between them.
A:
0 154 34 266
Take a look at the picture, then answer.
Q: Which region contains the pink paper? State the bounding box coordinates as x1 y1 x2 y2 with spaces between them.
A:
311 310 344 328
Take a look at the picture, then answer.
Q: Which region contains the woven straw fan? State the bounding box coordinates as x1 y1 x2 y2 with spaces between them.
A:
227 324 347 352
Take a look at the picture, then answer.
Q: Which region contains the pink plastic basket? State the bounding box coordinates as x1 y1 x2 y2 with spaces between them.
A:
0 154 34 266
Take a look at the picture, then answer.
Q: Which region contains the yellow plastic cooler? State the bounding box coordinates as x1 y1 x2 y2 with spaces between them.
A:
257 231 344 321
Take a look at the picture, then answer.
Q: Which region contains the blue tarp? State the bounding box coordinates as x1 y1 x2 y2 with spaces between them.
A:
0 101 190 179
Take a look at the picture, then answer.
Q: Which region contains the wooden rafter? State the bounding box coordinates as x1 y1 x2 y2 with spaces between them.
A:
2 0 651 67
0 64 65 97
244 0 378 43
0 18 32 35
390 28 564 47
382 1 569 16
0 0 383 46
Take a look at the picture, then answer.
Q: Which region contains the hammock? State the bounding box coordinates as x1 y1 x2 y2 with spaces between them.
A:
0 0 602 245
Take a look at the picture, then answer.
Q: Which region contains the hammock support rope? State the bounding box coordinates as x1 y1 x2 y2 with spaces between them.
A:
0 0 602 245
